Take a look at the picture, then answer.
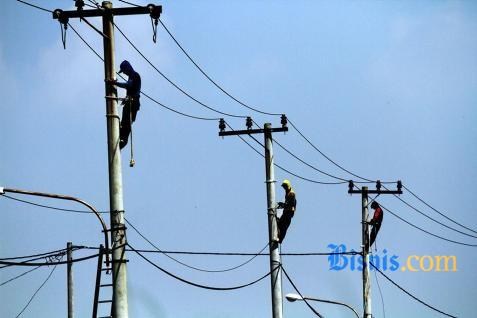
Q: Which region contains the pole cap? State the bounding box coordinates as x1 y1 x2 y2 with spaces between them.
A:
0 187 4 194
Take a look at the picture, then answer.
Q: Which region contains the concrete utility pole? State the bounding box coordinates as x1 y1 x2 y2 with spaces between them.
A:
219 117 288 318
348 181 402 318
67 242 74 318
52 3 161 317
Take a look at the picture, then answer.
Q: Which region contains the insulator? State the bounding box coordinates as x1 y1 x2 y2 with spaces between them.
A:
376 180 381 192
348 180 354 193
397 180 403 192
281 114 288 128
219 118 226 132
148 4 162 20
75 0 85 10
246 117 253 130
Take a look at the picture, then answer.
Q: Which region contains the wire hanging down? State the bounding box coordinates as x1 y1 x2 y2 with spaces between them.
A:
128 243 277 291
0 266 42 287
370 262 457 318
380 204 477 247
125 217 269 273
14 262 59 318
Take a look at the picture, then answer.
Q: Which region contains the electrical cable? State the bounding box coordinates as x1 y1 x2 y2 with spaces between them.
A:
113 22 249 119
0 252 101 267
128 243 277 291
16 0 51 13
68 21 221 121
0 247 71 261
243 131 347 185
125 217 269 273
370 261 457 318
281 266 324 318
82 245 359 257
384 186 477 239
157 18 283 117
14 260 60 318
380 204 477 247
403 184 477 235
0 266 41 287
0 193 109 214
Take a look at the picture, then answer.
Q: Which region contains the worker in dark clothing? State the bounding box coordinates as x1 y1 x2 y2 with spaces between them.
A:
277 179 297 244
368 201 383 249
110 60 141 150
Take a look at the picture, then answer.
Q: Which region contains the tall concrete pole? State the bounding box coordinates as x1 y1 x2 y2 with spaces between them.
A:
67 242 74 318
264 123 283 318
362 186 371 318
102 2 129 318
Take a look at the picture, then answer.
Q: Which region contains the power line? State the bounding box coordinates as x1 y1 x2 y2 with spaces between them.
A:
17 0 51 13
370 261 457 318
281 266 324 318
0 247 71 261
68 20 221 121
0 194 109 214
14 262 59 318
125 217 269 273
243 131 347 185
385 187 477 239
0 252 100 267
0 266 41 287
403 184 477 235
380 204 477 247
113 22 249 119
128 243 277 291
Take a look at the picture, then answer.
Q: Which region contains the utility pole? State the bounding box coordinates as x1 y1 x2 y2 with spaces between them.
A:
219 116 288 318
52 3 162 318
67 242 74 318
348 181 402 318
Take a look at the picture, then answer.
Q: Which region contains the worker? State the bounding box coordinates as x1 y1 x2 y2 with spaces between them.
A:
368 201 383 249
109 60 141 150
276 179 297 243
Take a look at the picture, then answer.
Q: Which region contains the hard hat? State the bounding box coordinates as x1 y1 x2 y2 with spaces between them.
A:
281 179 291 188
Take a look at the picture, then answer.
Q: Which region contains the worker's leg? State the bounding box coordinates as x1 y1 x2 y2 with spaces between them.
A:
278 212 293 243
369 222 381 248
120 104 132 149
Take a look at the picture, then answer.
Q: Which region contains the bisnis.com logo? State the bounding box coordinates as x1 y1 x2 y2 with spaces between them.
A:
327 244 457 272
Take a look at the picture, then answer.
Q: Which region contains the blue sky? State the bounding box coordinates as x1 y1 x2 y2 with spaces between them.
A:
1 0 476 317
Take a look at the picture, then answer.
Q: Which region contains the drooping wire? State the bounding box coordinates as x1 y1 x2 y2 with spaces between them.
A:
380 204 477 247
0 193 109 214
281 266 324 318
157 18 282 117
16 0 51 13
14 260 60 318
128 243 277 291
0 247 72 261
382 186 477 239
241 130 347 185
125 217 269 273
113 23 249 119
403 184 477 235
0 266 41 287
68 21 221 121
370 261 457 318
0 252 101 267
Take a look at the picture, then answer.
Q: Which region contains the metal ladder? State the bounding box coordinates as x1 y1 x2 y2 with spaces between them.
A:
92 245 113 318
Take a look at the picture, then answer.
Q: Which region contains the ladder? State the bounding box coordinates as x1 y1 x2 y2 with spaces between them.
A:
92 245 113 318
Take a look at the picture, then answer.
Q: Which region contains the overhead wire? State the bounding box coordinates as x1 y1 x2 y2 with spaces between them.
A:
14 259 60 318
380 204 477 247
383 186 477 239
370 261 457 318
16 0 51 13
403 184 477 235
68 20 221 121
0 252 101 267
0 266 42 287
125 217 269 273
128 243 277 291
0 193 109 214
281 266 324 318
113 22 249 119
